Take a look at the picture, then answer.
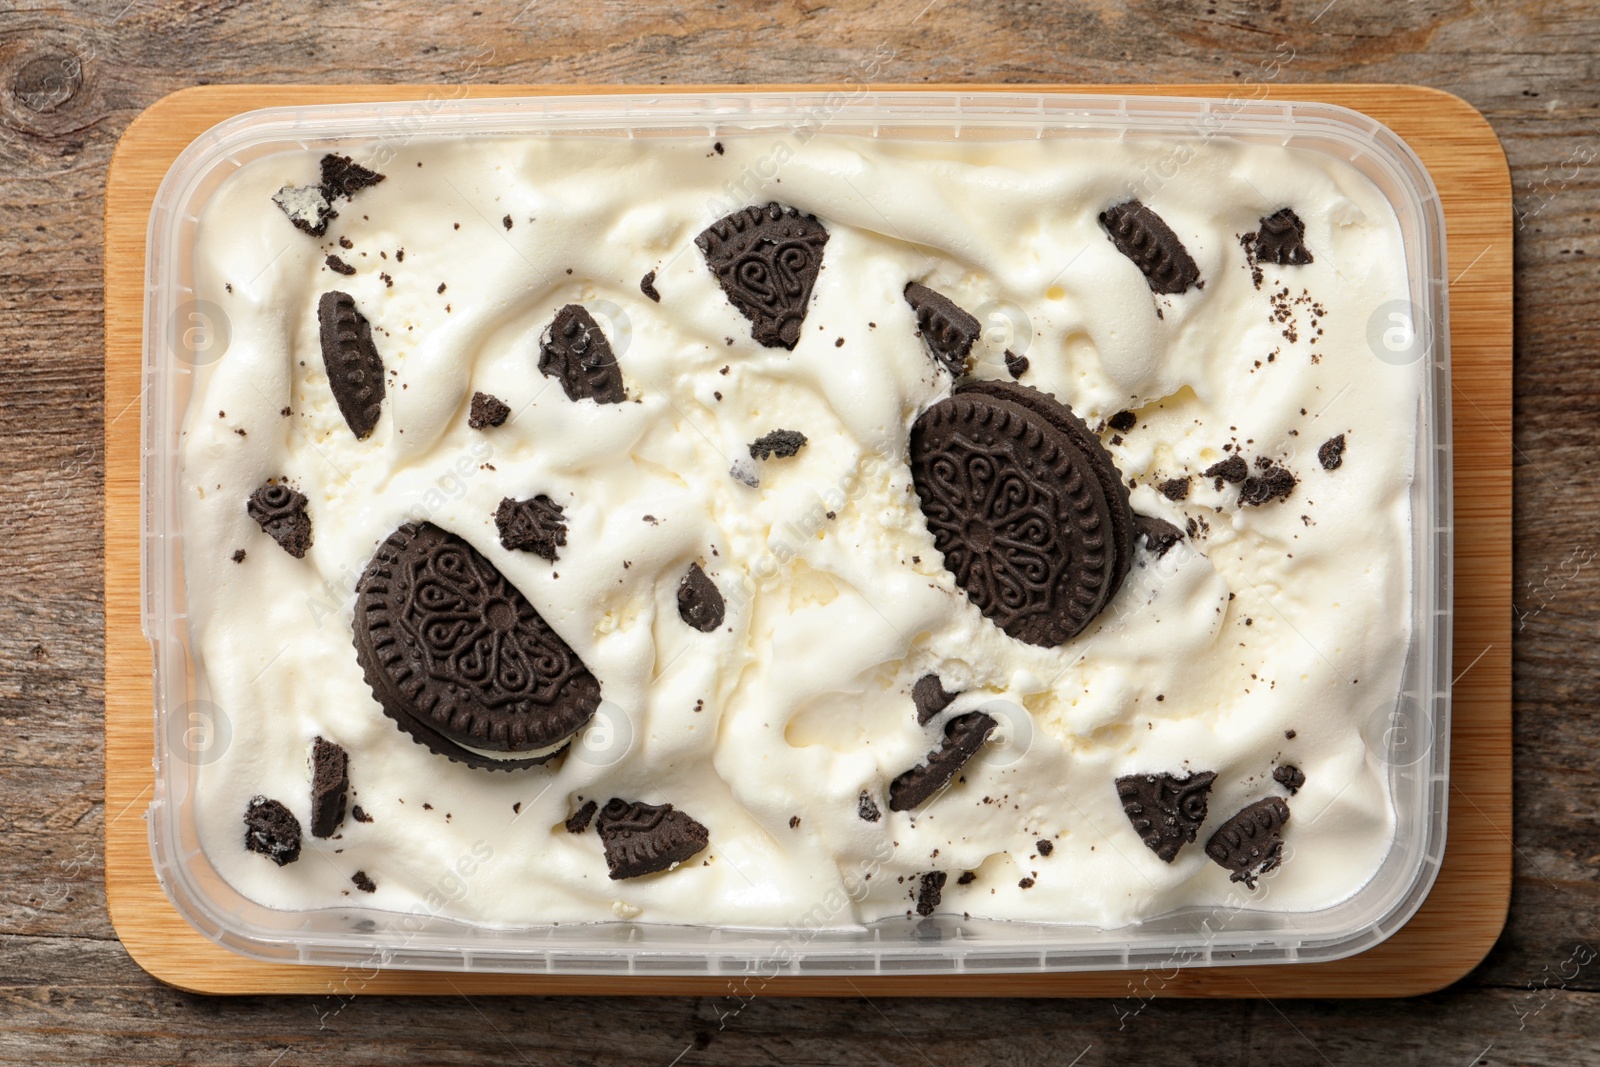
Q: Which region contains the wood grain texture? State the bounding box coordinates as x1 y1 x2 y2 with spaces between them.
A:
0 0 1582 1060
103 81 1509 1000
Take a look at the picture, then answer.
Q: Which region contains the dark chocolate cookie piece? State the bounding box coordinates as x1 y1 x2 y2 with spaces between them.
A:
319 154 386 200
959 381 1137 600
640 270 661 302
351 870 377 893
1239 459 1296 507
1004 349 1029 379
595 798 710 879
858 790 882 822
1205 454 1248 486
916 871 947 917
1160 477 1190 501
1205 796 1291 888
273 183 336 237
317 290 386 439
1318 434 1346 471
565 799 598 833
353 522 601 771
912 673 956 725
889 710 998 812
677 563 725 632
1099 200 1201 295
247 482 313 558
911 385 1127 646
1116 771 1217 862
1134 514 1186 557
495 495 567 560
696 203 828 349
325 254 356 276
749 429 808 461
469 391 511 429
244 796 302 866
538 304 625 404
904 282 981 376
1107 410 1138 433
1272 764 1306 795
309 736 349 839
1253 208 1313 267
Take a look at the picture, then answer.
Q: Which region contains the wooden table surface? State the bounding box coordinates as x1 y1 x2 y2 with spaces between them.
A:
1 1 1589 1064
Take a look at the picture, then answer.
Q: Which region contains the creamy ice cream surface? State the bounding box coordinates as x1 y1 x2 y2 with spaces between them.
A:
179 127 1419 929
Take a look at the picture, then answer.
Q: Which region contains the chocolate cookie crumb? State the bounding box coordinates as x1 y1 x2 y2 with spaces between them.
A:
1239 460 1297 507
640 270 661 302
1160 477 1190 501
1018 877 1035 889
1108 410 1138 432
1318 434 1346 470
1004 349 1029 378
566 799 598 833
309 736 349 838
351 870 377 893
1036 839 1054 856
749 429 808 461
1134 514 1186 557
502 214 513 230
858 791 882 822
468 391 511 429
325 254 356 275
916 871 947 916
231 549 246 563
912 673 956 725
351 805 372 824
956 871 976 885
789 815 801 829
1273 764 1306 795
677 563 726 632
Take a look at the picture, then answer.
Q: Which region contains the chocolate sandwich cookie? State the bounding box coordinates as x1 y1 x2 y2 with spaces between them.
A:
889 710 998 812
696 203 828 349
910 384 1130 646
1205 796 1291 888
1252 208 1314 266
595 798 710 879
1116 770 1216 862
309 736 349 838
353 522 602 771
538 304 625 404
317 290 386 439
247 482 313 558
904 282 981 376
959 380 1136 599
1099 200 1201 294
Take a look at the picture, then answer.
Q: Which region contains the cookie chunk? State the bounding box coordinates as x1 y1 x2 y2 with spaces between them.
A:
247 482 313 558
1273 764 1306 795
353 523 601 770
889 711 998 812
595 798 710 879
912 674 956 725
904 282 981 376
1205 797 1291 888
469 391 511 429
1252 208 1314 266
309 736 348 839
749 429 808 461
565 799 598 833
1099 200 1200 294
1318 434 1346 471
243 797 302 866
495 495 567 560
1239 459 1297 506
1116 770 1217 862
696 203 828 349
677 563 725 632
538 304 625 404
317 291 386 439
916 871 946 917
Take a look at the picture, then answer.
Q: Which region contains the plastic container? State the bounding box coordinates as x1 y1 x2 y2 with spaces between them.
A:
141 90 1451 976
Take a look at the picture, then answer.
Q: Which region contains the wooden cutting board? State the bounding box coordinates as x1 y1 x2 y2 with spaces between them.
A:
103 83 1511 996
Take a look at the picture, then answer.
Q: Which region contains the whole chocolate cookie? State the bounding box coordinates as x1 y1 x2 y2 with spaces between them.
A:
1099 200 1201 294
1116 770 1217 862
353 523 601 771
696 203 828 349
595 798 710 879
538 304 625 404
317 291 386 439
910 385 1128 646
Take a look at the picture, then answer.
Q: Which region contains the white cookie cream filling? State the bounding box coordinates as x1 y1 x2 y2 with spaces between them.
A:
181 130 1417 928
